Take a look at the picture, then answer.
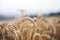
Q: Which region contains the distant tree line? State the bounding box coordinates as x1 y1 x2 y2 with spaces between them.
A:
49 12 60 16
0 12 60 20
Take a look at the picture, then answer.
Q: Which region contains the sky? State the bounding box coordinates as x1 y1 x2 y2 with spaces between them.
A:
0 0 60 16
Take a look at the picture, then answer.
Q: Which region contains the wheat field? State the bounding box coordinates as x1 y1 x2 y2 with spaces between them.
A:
0 16 60 40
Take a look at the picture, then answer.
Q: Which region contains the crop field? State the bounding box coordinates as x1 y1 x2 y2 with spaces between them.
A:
0 16 60 40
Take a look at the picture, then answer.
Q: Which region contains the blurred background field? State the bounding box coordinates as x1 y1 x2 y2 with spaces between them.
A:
0 0 60 40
